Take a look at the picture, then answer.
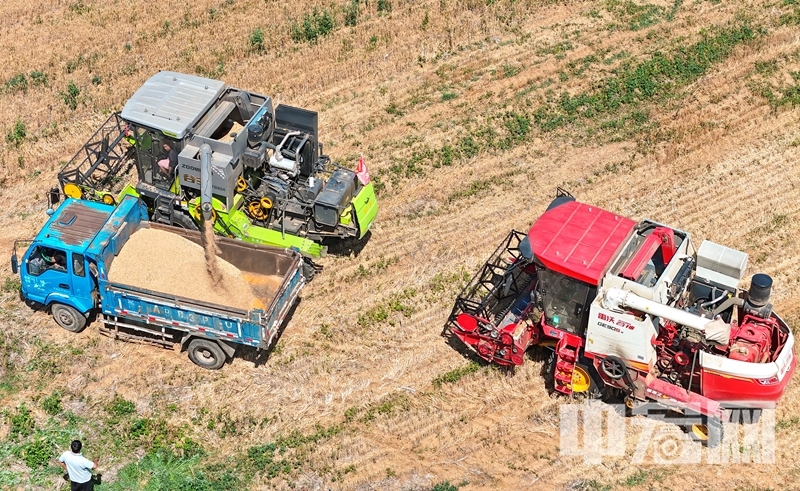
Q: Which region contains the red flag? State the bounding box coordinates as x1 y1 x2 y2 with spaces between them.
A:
355 154 370 185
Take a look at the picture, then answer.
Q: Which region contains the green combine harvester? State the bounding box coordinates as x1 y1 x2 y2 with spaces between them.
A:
55 71 378 258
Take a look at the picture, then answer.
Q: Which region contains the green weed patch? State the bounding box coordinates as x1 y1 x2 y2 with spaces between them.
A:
533 23 757 133
432 361 482 388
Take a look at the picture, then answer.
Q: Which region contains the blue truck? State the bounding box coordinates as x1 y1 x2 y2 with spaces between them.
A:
12 195 306 369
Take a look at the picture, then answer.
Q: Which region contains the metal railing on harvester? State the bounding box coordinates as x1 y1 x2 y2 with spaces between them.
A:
446 229 535 330
57 112 136 198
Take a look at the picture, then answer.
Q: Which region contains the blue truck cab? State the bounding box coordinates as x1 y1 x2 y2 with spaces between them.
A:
13 195 305 369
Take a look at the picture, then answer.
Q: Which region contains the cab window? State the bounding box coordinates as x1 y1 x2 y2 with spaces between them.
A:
538 268 593 334
27 246 68 276
72 253 86 277
130 125 181 190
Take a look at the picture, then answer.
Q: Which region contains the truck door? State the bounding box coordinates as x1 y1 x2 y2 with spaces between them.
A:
22 245 71 304
70 253 95 307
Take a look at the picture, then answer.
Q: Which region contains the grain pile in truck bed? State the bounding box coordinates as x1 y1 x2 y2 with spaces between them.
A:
108 228 256 310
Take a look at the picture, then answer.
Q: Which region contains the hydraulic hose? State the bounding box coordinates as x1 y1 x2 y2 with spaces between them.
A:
701 290 727 309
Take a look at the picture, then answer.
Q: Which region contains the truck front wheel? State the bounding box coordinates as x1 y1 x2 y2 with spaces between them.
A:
187 339 227 370
51 303 87 333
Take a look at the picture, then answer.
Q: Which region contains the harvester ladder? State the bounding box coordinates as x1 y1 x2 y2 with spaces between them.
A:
553 334 582 395
153 195 174 225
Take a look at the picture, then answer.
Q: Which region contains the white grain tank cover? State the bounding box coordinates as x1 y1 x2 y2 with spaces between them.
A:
695 240 748 291
121 71 227 139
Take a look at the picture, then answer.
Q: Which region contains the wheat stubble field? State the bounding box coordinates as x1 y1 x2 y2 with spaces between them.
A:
1 0 800 489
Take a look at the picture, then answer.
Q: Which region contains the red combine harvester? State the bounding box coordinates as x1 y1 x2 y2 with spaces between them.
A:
448 189 795 443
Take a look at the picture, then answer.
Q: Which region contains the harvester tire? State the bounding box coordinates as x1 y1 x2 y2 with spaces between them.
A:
729 408 762 425
172 212 199 231
545 353 602 399
572 362 602 399
687 416 723 448
301 258 317 281
187 338 227 370
707 417 724 448
51 303 87 333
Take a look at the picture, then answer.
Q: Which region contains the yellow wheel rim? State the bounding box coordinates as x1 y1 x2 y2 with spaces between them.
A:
248 201 267 220
63 183 82 199
237 176 247 192
193 204 217 223
572 366 591 393
102 194 116 206
691 424 709 441
260 197 273 209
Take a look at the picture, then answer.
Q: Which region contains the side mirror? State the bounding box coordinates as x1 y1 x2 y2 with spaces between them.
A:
11 254 18 275
48 187 61 206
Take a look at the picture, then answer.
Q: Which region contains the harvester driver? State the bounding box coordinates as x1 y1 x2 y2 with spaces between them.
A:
157 142 178 178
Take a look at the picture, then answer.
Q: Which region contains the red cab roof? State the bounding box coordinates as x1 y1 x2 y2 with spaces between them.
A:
528 201 636 285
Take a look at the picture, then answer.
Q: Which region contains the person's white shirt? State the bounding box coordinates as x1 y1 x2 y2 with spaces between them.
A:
59 451 94 484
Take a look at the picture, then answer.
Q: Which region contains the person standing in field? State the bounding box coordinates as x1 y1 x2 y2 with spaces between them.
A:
57 440 98 491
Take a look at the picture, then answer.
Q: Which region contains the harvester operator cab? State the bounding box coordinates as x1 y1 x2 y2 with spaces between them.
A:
537 267 595 335
128 126 183 191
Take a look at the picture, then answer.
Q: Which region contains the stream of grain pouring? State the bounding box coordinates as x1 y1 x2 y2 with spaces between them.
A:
201 220 222 282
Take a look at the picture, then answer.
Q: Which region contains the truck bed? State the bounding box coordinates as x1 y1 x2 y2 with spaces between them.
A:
98 223 304 349
161 224 298 311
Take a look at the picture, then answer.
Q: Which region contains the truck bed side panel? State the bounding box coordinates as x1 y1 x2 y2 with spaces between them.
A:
101 286 263 346
262 264 304 348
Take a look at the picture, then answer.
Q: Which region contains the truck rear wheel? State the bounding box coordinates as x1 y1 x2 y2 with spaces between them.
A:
187 338 227 370
51 303 87 333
